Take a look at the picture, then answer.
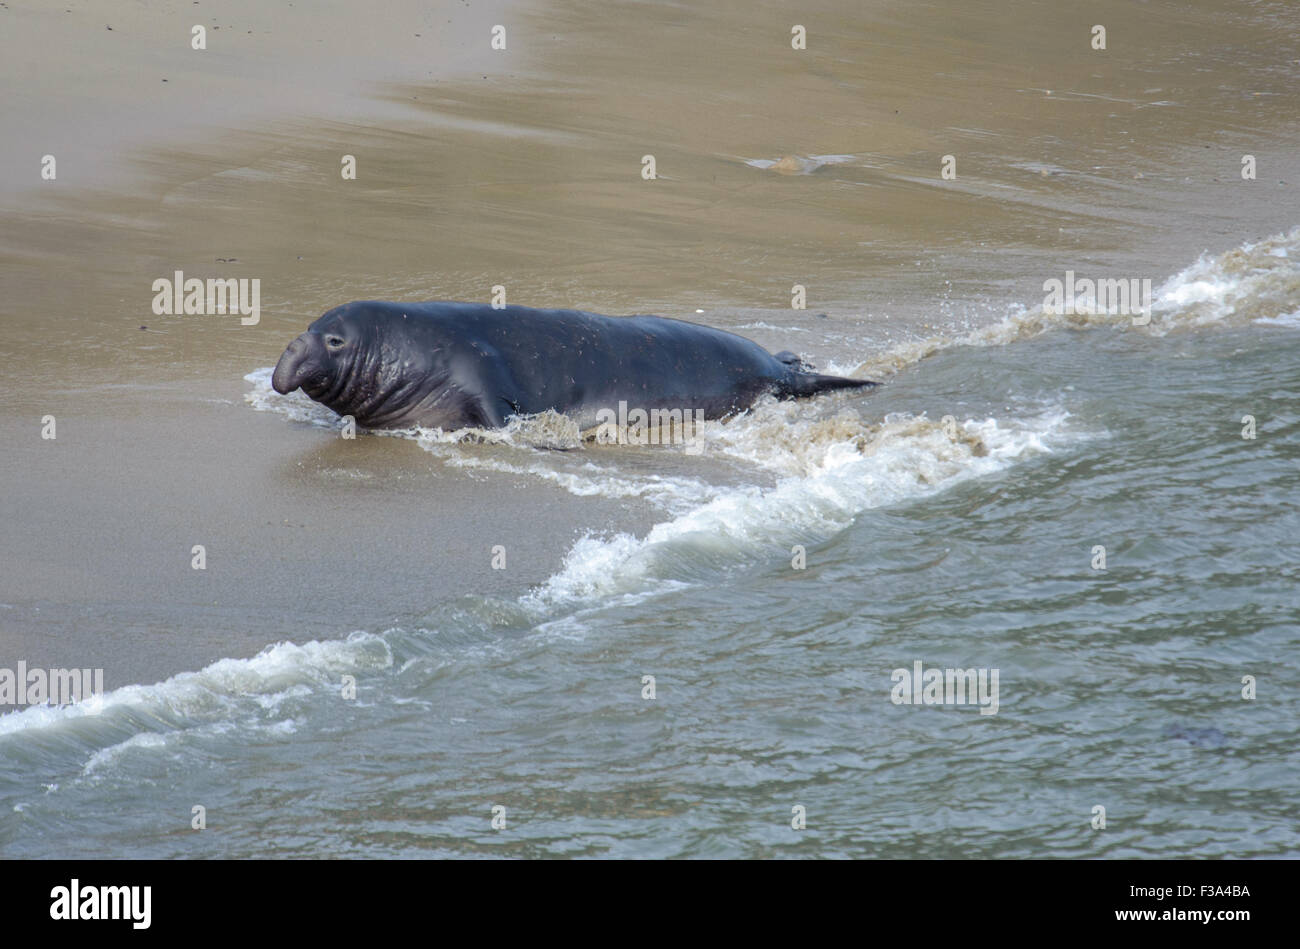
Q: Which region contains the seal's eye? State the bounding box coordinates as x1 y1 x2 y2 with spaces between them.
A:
326 335 345 349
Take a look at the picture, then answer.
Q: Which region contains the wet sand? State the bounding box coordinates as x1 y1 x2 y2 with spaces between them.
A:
3 0 1300 683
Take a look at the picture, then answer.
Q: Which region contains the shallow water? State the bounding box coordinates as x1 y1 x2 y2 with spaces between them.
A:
2 0 1298 857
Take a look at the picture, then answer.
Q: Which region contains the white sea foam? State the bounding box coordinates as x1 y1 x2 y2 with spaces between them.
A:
83 732 169 775
1150 226 1300 331
736 321 810 332
521 406 1074 608
848 226 1300 377
0 632 390 740
243 367 340 428
1255 310 1300 327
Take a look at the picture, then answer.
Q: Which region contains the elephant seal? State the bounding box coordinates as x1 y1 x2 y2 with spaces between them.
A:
271 300 876 430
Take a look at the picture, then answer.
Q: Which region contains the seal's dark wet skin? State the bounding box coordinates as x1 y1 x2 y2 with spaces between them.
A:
272 300 877 430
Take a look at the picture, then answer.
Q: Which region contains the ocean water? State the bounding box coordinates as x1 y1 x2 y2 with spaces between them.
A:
3 231 1296 858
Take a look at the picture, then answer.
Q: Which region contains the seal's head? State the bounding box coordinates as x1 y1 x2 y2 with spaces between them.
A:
272 302 448 428
272 323 342 399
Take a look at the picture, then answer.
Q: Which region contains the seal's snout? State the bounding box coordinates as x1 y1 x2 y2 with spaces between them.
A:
272 333 319 394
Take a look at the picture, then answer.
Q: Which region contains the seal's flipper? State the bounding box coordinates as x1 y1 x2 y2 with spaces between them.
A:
780 371 878 399
773 351 876 397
